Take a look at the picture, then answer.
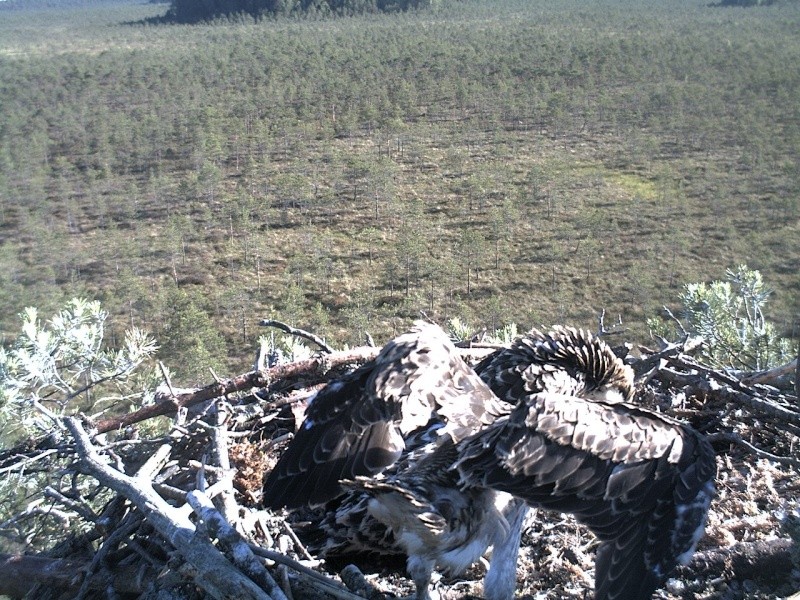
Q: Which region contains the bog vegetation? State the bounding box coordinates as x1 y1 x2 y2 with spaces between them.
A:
0 0 798 384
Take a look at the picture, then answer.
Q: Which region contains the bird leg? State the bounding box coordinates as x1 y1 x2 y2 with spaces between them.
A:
484 500 528 600
406 555 438 600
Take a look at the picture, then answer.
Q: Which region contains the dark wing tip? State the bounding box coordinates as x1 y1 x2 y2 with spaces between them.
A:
263 321 457 510
594 533 662 600
455 390 716 598
263 417 404 509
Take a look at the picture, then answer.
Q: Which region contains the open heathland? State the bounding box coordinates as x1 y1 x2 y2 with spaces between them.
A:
0 0 798 381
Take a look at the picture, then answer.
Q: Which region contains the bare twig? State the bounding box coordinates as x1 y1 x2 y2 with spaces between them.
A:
250 546 368 600
210 401 239 523
661 305 688 337
0 448 58 475
74 513 143 600
135 443 173 480
42 486 98 523
260 319 336 355
662 356 800 426
795 339 799 400
278 564 295 600
94 347 379 434
632 337 701 382
597 308 626 337
187 490 288 600
707 431 800 468
158 361 177 398
282 521 315 561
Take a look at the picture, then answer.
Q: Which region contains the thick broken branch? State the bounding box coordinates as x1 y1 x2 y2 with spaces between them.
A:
0 553 155 598
741 357 798 387
680 538 794 585
94 347 379 434
65 416 273 600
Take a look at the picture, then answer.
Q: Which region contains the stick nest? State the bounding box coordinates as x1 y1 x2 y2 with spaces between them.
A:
0 336 798 600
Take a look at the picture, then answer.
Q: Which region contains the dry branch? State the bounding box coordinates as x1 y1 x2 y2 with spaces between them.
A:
187 490 288 600
65 416 274 600
741 357 798 387
94 347 379 434
680 539 794 585
658 360 800 426
259 319 336 354
0 553 155 598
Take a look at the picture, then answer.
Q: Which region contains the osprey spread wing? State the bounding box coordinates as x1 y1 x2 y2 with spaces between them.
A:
262 324 716 600
262 321 506 509
262 321 518 600
462 327 717 600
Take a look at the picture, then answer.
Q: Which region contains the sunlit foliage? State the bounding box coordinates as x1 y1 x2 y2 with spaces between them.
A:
0 299 159 443
649 266 794 370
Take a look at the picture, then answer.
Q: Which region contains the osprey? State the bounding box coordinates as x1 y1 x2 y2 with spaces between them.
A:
262 321 522 600
459 327 717 600
263 324 716 600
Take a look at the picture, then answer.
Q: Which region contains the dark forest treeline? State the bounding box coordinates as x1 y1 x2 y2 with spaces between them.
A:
167 0 436 22
0 0 149 10
164 0 797 22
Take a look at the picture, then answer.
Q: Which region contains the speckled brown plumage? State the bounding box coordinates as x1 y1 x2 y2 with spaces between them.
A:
263 324 716 600
461 327 716 600
474 326 635 405
262 321 506 510
262 322 516 600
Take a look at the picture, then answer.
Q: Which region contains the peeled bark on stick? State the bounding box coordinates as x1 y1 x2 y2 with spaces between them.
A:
65 417 274 600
